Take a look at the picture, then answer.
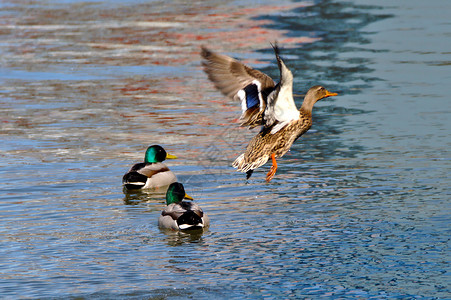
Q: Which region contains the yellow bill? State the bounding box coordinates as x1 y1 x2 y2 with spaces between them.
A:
166 153 177 159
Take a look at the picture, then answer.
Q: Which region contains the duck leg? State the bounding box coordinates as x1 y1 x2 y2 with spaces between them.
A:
266 153 278 182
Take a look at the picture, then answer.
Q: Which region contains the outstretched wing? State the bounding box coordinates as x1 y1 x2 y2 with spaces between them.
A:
263 44 299 134
201 46 276 128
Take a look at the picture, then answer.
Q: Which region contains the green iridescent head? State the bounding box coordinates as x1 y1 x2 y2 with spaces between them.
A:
166 182 193 205
144 145 177 163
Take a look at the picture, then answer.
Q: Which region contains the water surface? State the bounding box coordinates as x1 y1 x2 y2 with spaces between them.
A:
0 0 449 298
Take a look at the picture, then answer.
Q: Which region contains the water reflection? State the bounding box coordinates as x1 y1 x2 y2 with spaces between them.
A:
122 188 167 205
159 229 207 246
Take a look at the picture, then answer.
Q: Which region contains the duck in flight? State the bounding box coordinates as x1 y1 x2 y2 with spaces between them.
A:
201 44 337 182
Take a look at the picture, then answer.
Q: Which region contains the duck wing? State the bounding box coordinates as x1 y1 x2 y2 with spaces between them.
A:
131 162 170 178
263 44 299 134
162 202 204 221
161 203 187 220
201 46 276 128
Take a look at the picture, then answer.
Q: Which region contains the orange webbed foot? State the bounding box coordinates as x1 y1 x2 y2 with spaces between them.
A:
265 153 278 182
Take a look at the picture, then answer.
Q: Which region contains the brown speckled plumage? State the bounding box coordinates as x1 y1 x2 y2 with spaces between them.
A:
201 44 337 181
233 109 313 173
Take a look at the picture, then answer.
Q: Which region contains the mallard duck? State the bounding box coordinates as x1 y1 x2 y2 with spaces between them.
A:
201 44 337 182
158 182 209 231
122 145 177 190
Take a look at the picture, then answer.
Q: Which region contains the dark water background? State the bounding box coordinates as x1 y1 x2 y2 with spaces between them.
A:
0 0 449 298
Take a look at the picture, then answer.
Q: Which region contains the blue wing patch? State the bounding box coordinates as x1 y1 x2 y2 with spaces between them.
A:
243 84 260 110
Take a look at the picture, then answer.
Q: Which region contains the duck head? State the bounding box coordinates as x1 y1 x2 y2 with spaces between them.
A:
166 182 194 205
301 85 338 113
144 145 177 163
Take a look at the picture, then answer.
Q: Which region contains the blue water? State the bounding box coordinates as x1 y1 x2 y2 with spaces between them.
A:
0 0 449 298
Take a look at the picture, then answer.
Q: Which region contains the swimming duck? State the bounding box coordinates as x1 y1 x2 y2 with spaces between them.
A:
158 182 209 231
201 44 337 182
122 145 177 190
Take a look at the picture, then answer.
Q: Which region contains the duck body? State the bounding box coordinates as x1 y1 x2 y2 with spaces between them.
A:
123 162 177 190
233 108 313 174
158 182 209 231
201 44 337 182
159 200 210 231
123 145 177 190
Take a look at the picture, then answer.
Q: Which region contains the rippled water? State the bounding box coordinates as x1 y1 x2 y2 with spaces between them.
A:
0 0 449 298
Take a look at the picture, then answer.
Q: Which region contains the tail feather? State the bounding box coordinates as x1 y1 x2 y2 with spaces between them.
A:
233 153 269 173
177 211 203 230
123 172 147 190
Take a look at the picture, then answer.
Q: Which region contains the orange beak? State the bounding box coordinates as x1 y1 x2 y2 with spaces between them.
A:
325 91 338 97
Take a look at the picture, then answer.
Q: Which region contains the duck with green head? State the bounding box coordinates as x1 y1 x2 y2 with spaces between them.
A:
123 145 177 190
158 182 209 231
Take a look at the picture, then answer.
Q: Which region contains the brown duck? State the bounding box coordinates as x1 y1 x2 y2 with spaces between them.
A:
201 44 337 182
